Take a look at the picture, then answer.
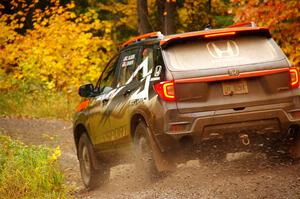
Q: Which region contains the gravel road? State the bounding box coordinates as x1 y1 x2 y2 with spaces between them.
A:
1 117 300 199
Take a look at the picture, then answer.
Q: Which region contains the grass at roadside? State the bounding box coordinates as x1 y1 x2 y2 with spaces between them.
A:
0 135 68 199
0 88 80 120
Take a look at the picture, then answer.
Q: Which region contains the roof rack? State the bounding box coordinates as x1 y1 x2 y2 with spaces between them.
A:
227 21 257 28
122 32 163 47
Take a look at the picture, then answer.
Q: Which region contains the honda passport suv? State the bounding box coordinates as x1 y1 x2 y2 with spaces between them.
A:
73 22 300 189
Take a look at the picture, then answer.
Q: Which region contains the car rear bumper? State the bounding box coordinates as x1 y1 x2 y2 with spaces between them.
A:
154 102 300 151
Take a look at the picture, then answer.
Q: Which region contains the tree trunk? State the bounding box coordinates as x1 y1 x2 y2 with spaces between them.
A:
164 0 176 35
207 0 212 25
137 0 152 34
155 0 165 33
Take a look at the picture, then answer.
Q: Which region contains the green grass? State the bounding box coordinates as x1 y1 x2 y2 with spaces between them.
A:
0 88 80 120
0 135 68 199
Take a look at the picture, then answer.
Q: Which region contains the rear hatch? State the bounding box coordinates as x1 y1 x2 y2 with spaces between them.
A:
161 29 294 114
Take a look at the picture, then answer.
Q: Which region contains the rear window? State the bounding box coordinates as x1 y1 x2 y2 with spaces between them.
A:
162 36 285 71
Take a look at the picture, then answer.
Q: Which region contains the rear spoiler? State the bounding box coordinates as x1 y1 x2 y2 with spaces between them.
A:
160 26 271 49
227 21 257 28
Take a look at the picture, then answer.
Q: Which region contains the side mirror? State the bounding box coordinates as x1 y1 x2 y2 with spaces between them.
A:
78 84 94 97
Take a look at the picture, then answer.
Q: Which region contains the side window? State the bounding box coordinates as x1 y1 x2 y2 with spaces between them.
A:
136 47 154 81
117 48 140 86
97 56 118 94
142 47 154 71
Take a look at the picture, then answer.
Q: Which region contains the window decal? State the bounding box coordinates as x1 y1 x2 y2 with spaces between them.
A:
154 65 162 77
121 54 136 67
207 40 239 59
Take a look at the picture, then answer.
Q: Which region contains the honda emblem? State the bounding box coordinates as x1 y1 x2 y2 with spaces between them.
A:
228 69 240 76
207 40 239 58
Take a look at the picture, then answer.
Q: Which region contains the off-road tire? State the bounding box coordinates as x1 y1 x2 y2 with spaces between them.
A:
78 133 110 190
134 122 161 180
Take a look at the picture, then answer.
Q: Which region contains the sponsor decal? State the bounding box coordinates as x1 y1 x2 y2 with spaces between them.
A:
123 54 135 61
122 54 136 67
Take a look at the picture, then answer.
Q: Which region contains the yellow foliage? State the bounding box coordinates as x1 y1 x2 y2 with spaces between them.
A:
178 0 229 32
98 0 137 42
49 146 62 163
0 1 116 91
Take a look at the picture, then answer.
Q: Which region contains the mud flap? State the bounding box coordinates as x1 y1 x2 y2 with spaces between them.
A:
90 145 102 170
289 137 300 159
147 131 176 172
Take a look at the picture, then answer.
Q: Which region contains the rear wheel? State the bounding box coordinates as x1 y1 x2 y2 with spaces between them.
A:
78 133 110 190
134 122 161 180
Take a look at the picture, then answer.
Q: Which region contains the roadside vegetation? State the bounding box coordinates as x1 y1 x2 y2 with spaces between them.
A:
0 86 79 120
0 135 67 199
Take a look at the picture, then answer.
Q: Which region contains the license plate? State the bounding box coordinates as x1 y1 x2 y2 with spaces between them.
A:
222 80 248 96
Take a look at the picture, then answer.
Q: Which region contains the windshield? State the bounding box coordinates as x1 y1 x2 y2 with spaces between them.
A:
162 36 285 71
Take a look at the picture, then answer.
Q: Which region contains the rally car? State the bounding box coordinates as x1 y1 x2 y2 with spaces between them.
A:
73 22 300 189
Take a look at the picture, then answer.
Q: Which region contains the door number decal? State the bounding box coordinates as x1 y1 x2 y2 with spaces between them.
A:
154 65 162 77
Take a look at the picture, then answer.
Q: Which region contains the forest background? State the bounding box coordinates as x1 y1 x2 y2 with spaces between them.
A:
0 0 299 119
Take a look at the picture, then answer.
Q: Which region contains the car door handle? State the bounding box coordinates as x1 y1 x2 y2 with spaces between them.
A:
102 98 109 104
123 89 132 97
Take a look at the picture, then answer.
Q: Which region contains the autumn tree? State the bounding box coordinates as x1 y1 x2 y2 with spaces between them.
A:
163 0 176 34
232 0 300 66
0 0 115 91
154 0 164 32
137 0 152 34
96 0 138 43
177 0 232 32
136 0 177 34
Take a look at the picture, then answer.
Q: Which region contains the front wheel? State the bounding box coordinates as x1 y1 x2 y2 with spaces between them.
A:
78 133 110 190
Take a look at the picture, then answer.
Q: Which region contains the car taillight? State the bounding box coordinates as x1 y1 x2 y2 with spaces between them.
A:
289 67 299 88
154 81 176 102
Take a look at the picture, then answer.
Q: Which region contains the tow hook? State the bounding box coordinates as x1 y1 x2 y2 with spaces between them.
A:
240 134 250 146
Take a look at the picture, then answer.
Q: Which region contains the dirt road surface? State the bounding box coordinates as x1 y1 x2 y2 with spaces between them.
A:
1 117 300 199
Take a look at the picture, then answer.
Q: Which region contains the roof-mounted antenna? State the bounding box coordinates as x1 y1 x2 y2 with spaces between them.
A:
204 24 212 31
